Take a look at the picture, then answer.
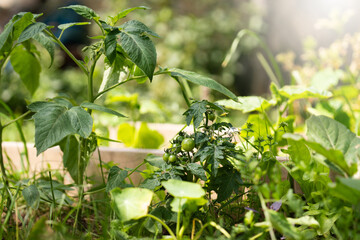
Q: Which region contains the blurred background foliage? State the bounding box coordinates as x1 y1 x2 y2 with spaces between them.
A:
1 0 360 141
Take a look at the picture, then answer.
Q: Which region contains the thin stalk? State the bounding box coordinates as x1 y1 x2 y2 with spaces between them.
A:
88 53 101 104
144 214 176 240
0 185 21 239
44 29 88 75
2 110 31 128
258 192 276 240
193 221 231 240
96 147 106 185
49 171 56 226
173 76 191 107
0 123 8 187
176 209 181 238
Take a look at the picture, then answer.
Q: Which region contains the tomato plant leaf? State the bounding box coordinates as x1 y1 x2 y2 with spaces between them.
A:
104 30 119 64
81 102 126 118
99 54 127 92
183 100 208 128
59 135 81 184
33 105 75 154
109 6 150 26
211 167 242 202
18 22 48 43
32 32 55 67
111 187 153 222
57 21 90 30
106 166 128 192
186 163 207 181
169 68 237 100
67 106 93 138
119 29 156 80
22 185 40 209
60 5 99 20
10 45 41 95
121 20 159 38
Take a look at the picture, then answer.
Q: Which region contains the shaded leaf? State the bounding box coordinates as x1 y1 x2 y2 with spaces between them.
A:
10 45 41 95
67 106 93 138
121 20 159 38
106 166 128 192
104 30 119 64
22 185 40 209
32 32 55 67
186 163 207 181
59 135 81 184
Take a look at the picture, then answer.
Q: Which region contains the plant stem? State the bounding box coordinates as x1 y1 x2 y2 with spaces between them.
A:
88 53 101 104
44 29 88 75
0 123 8 188
144 214 177 239
193 221 231 240
2 110 31 128
258 192 276 240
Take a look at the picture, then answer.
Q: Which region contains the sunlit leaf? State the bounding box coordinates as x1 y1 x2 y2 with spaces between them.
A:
217 96 274 113
111 187 153 222
60 5 99 20
162 179 205 199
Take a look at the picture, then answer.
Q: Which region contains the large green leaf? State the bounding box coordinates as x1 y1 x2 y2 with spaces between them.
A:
162 179 205 199
60 5 99 20
59 135 80 184
106 166 128 192
33 104 92 155
217 96 273 113
169 68 237 100
133 122 164 149
311 68 342 91
119 30 156 81
0 21 14 51
18 22 48 43
22 185 40 209
10 45 41 95
111 187 153 222
32 32 55 67
109 6 150 26
81 102 126 118
306 115 359 170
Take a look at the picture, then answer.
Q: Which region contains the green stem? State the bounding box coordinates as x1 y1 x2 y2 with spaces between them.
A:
144 214 176 239
194 221 231 240
0 123 8 187
2 110 31 128
173 76 191 107
258 192 276 240
44 29 88 75
88 53 101 104
0 185 21 239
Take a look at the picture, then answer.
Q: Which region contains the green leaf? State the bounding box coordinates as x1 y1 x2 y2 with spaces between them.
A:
27 217 48 240
287 139 311 166
213 168 242 202
217 96 273 113
59 135 81 184
121 20 159 38
119 30 156 80
32 32 55 67
329 177 360 204
106 166 128 192
162 179 205 199
60 5 99 20
183 100 207 128
144 155 166 169
33 104 92 155
169 68 237 100
58 21 90 30
286 216 319 228
0 21 14 51
140 178 161 190
268 210 301 240
278 86 332 102
18 22 48 43
81 102 126 117
109 6 150 26
99 54 128 92
22 185 40 209
111 187 153 222
67 106 93 138
28 101 60 112
10 45 41 95
104 30 119 64
186 163 207 181
12 12 36 40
